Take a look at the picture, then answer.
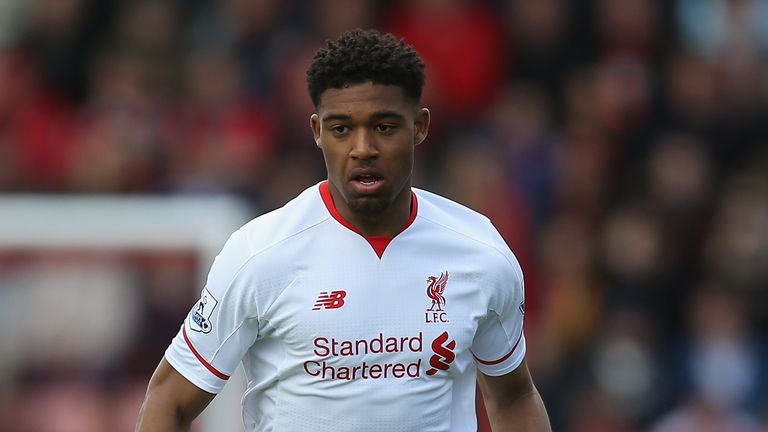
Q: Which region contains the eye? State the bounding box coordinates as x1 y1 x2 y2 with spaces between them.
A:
375 123 396 133
330 125 350 135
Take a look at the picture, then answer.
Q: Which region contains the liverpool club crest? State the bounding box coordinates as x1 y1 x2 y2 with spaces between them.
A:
425 272 449 323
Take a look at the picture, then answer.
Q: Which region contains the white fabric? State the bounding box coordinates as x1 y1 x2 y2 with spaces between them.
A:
165 182 526 431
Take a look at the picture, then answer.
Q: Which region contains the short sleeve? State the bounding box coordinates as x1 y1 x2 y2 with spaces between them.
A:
165 228 260 394
471 233 526 376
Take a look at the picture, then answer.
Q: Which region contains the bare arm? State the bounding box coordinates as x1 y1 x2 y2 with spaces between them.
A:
135 358 216 432
477 359 551 432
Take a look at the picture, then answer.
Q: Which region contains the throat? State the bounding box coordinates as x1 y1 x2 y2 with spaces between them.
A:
349 213 404 237
319 180 418 238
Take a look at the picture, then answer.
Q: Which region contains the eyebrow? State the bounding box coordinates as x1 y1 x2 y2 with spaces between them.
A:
370 111 406 122
321 113 352 123
321 110 407 123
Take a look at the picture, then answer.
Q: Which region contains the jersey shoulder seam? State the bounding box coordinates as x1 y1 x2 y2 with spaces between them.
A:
417 214 523 283
210 214 331 345
244 213 330 256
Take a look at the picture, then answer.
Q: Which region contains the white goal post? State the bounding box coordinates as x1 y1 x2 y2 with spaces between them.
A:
0 194 254 432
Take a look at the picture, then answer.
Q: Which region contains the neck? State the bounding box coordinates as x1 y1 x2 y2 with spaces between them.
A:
326 181 413 237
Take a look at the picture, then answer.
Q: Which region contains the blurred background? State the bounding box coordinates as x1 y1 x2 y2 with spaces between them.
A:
0 0 767 430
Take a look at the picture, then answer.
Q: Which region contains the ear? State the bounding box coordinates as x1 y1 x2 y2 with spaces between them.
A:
414 108 430 146
310 113 321 148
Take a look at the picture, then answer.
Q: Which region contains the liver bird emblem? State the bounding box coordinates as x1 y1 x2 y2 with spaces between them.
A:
426 271 449 311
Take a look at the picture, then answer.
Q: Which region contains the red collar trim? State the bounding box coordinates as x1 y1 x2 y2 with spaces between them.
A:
319 180 418 258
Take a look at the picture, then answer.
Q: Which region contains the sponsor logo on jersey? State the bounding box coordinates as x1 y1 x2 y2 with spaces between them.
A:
303 332 423 380
301 330 460 381
189 286 218 333
312 290 347 310
425 271 449 323
426 331 456 375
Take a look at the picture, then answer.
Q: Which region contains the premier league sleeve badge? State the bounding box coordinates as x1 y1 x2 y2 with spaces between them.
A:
189 286 219 334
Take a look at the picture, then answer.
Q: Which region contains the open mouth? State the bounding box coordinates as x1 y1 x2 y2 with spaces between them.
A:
350 173 384 193
355 174 381 185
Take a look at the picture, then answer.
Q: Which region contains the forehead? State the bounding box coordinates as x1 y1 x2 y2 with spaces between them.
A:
316 82 415 118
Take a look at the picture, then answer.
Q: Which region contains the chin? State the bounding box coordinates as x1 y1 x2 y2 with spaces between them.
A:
347 197 390 216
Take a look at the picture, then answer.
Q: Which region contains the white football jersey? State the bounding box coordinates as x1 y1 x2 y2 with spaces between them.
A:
165 181 526 432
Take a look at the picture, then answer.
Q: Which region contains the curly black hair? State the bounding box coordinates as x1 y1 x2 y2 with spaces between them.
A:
307 29 425 107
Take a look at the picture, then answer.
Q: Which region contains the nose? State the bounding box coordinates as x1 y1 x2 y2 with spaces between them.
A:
349 129 378 160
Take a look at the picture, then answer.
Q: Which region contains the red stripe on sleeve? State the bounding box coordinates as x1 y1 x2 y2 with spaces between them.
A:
182 325 230 380
473 330 524 366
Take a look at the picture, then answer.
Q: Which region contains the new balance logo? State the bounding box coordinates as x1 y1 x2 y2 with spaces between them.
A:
312 290 347 310
426 331 456 375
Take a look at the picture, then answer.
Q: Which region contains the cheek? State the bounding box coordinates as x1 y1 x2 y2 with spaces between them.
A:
393 143 415 165
321 148 345 174
385 149 415 180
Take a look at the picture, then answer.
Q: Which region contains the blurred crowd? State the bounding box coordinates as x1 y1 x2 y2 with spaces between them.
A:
1 0 767 431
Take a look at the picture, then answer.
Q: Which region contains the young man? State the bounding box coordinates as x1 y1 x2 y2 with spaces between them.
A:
136 29 551 431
